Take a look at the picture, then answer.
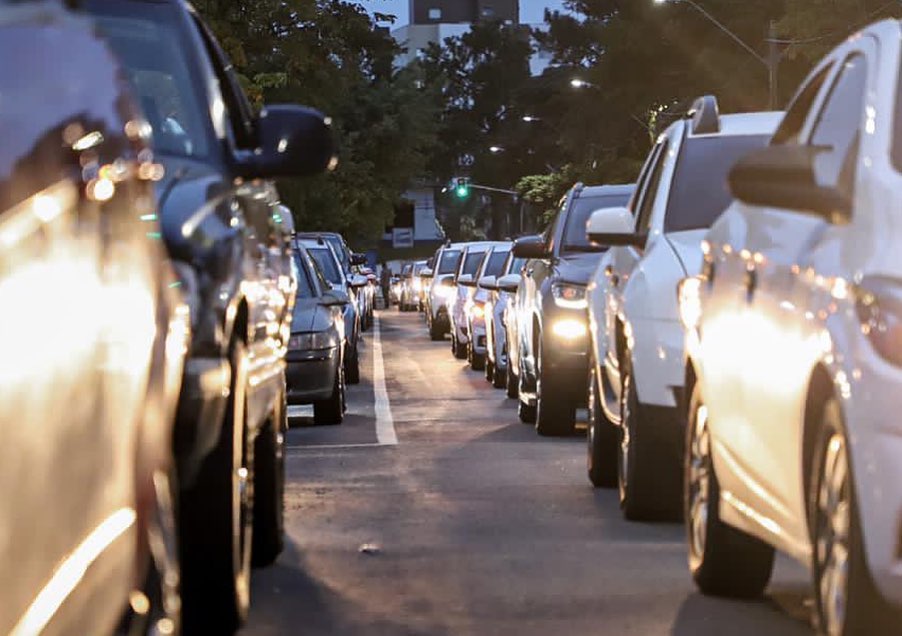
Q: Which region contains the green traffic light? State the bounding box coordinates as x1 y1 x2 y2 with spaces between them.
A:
455 184 469 198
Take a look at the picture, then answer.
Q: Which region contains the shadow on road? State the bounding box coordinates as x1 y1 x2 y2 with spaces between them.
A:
671 589 812 635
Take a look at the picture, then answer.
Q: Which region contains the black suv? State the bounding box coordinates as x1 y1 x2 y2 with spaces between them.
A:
83 1 334 632
511 183 634 436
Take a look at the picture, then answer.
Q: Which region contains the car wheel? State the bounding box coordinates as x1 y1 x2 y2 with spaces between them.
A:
617 356 681 520
535 338 575 437
429 319 444 341
180 341 253 634
314 364 344 425
469 341 485 371
345 341 360 385
492 361 506 390
587 362 617 488
453 334 468 360
810 398 899 635
685 382 774 598
484 357 494 382
517 353 536 423
506 351 518 399
252 381 285 568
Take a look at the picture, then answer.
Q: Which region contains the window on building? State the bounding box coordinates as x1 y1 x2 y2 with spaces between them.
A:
428 8 441 20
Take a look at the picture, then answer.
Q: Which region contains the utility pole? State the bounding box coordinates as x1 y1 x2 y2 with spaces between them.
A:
767 20 779 110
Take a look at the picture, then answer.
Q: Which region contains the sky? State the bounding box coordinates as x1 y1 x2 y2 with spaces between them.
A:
357 0 570 27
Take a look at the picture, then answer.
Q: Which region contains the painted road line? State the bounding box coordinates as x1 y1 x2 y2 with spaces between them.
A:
372 314 398 445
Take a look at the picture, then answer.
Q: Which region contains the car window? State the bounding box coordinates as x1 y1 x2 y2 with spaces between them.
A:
484 250 509 276
505 255 527 275
309 254 331 292
323 235 350 271
86 1 210 158
627 140 663 213
808 54 867 199
634 139 670 234
460 251 486 277
561 194 632 253
772 64 834 146
438 249 462 275
309 247 342 286
664 134 770 233
292 251 316 299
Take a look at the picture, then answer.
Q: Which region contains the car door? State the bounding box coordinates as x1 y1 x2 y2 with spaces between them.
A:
601 136 671 408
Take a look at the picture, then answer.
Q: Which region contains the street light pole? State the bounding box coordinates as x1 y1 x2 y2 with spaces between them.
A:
656 0 779 109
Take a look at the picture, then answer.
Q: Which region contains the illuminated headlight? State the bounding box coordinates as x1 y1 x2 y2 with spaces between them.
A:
551 318 587 340
468 302 485 320
678 276 703 331
856 277 902 367
289 331 337 350
413 279 422 292
552 283 587 309
435 283 456 299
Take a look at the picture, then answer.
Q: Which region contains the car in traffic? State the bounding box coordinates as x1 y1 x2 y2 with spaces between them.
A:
511 183 634 436
399 259 428 311
297 235 366 384
83 0 335 631
298 231 370 329
450 242 509 360
286 244 349 424
0 4 188 633
463 243 512 371
482 252 527 389
583 98 782 520
679 23 902 634
426 243 465 340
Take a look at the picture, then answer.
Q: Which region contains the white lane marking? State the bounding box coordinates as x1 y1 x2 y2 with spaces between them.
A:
373 314 398 445
286 442 387 452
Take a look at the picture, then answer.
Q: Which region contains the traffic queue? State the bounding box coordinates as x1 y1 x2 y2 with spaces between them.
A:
0 2 381 635
406 21 902 636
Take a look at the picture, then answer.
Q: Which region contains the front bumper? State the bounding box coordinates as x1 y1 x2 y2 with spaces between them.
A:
173 356 231 487
286 347 338 404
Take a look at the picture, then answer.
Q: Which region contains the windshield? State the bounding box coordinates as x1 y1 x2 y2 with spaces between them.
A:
438 249 462 275
85 1 210 158
292 251 316 299
461 251 486 277
309 247 342 286
664 135 770 232
484 250 509 277
562 193 632 252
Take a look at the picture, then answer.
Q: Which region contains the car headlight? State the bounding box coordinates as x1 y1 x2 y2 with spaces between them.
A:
551 318 587 340
678 276 703 331
435 283 456 299
552 283 587 309
413 279 422 292
856 277 902 366
468 302 485 320
289 331 337 350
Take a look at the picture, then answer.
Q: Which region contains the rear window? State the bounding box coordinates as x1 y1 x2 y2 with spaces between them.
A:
664 135 769 233
562 193 632 252
309 247 342 286
438 249 461 275
484 250 509 277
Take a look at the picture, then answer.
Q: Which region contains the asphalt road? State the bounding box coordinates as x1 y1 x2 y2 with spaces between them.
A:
243 309 815 636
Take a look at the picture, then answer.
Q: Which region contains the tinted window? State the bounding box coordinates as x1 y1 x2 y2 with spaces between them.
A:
772 64 833 146
309 247 342 286
86 2 210 158
438 249 461 274
323 235 349 271
664 135 770 233
461 251 486 276
292 251 316 299
485 250 509 277
562 194 632 252
506 256 527 275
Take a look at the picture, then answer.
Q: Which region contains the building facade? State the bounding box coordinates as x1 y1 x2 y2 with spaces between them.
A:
409 0 518 24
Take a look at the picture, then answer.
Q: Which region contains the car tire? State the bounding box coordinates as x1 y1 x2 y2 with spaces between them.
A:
180 341 253 635
345 342 360 385
506 353 518 399
617 356 681 520
587 362 617 488
468 341 485 371
252 382 285 568
430 320 444 341
492 362 506 390
314 365 345 425
453 334 467 360
685 382 774 599
484 357 494 382
535 338 575 437
809 398 900 635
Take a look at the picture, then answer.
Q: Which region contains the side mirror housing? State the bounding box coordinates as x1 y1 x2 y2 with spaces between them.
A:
349 274 368 288
237 105 335 179
586 207 645 248
728 144 851 223
320 289 349 307
421 267 434 278
478 275 498 290
497 273 521 293
512 235 549 259
457 274 476 287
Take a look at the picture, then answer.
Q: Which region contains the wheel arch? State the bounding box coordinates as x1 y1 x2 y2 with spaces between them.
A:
801 362 838 530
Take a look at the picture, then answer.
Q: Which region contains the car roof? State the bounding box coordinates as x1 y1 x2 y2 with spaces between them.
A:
578 184 636 198
461 241 509 252
687 111 784 139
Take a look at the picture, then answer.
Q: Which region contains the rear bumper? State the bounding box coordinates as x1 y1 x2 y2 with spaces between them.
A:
286 348 338 403
173 357 231 487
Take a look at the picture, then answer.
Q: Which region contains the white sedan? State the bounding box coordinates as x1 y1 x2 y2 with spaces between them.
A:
680 20 902 635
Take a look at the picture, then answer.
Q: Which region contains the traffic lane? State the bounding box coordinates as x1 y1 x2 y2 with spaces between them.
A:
244 310 813 636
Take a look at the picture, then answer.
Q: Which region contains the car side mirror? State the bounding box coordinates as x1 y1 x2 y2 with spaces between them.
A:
728 144 851 224
349 274 368 288
586 207 645 248
320 289 349 307
421 267 433 277
478 275 498 290
496 273 521 293
236 105 336 179
512 235 549 259
457 274 476 287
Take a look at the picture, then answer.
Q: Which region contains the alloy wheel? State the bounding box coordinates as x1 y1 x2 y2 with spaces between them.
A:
816 433 850 636
687 403 711 561
618 371 633 498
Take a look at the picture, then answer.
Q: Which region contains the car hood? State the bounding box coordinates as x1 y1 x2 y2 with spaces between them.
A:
291 298 334 333
663 229 708 277
554 252 606 286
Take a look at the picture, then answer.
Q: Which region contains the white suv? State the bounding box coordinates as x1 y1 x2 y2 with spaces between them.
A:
584 97 781 520
679 21 902 634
